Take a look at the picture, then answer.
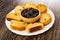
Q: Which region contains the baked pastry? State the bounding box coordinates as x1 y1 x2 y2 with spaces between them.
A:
14 5 24 15
22 3 36 9
37 4 47 13
10 20 27 31
20 8 41 23
6 13 21 21
6 3 51 33
25 23 44 33
40 13 51 25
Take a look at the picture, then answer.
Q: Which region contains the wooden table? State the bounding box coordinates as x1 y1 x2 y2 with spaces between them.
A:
0 0 60 40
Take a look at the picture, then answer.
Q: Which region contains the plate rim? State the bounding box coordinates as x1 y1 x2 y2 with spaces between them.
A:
5 8 55 36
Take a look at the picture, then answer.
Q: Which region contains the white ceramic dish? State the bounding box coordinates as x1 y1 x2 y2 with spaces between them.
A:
5 8 55 36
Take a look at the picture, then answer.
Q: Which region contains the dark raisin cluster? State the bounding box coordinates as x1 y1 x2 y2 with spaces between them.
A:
21 8 39 18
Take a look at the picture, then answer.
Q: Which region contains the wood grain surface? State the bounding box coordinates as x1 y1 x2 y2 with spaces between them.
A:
0 0 60 40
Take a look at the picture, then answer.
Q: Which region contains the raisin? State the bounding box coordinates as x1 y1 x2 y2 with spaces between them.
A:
21 8 39 18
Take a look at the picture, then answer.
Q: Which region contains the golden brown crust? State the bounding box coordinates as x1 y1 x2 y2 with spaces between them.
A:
37 4 47 13
14 5 24 15
40 13 51 25
22 3 36 9
10 20 27 31
6 13 21 21
25 23 44 33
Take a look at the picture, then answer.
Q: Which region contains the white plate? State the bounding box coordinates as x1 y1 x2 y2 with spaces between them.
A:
5 8 55 36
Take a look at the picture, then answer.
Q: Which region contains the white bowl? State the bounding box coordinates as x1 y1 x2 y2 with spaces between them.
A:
5 8 55 36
